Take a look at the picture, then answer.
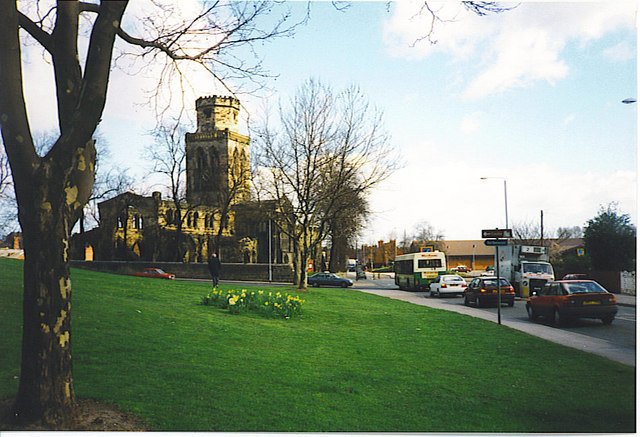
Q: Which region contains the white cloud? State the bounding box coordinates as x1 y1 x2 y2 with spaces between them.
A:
460 111 484 134
563 114 576 126
364 155 636 242
603 40 636 62
383 1 637 99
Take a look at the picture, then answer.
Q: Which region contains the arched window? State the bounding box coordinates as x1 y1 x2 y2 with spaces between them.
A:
193 212 199 229
209 148 217 177
166 209 174 225
197 147 207 171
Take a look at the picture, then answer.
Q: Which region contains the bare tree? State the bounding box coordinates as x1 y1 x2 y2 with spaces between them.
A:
511 220 545 246
254 79 398 289
556 226 583 240
407 221 445 252
0 1 300 428
411 1 517 45
323 169 370 272
144 122 191 260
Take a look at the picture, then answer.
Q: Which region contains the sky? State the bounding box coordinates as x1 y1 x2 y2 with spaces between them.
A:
19 0 638 242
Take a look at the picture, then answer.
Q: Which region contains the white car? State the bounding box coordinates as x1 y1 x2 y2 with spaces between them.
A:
429 275 467 297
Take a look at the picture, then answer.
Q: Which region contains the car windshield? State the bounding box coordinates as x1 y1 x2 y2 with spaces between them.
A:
483 279 510 288
561 281 608 294
523 263 552 274
443 275 464 283
155 269 166 274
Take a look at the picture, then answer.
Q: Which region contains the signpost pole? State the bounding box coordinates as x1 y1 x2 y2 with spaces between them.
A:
482 228 511 326
496 246 501 325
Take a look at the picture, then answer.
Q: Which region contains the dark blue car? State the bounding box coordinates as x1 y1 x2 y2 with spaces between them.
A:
308 272 353 288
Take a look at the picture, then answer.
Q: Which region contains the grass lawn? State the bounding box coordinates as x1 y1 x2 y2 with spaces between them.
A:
0 257 635 432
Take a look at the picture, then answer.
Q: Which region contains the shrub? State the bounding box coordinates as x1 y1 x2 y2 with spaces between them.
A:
201 288 305 319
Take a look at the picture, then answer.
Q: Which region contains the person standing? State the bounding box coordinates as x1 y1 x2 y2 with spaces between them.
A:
207 253 222 288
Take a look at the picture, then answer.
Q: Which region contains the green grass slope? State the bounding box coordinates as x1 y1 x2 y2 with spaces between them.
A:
0 257 634 432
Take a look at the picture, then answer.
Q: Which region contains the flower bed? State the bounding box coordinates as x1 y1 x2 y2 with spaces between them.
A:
201 288 305 319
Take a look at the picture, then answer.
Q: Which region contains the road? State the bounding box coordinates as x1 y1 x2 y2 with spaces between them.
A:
349 272 636 367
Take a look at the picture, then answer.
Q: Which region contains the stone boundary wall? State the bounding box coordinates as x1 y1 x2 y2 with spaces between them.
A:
70 260 294 283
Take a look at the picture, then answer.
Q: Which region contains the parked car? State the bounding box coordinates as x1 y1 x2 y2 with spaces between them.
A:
481 266 495 277
134 268 175 280
308 272 353 288
562 273 588 280
429 274 467 297
525 280 617 326
452 265 471 273
463 276 515 307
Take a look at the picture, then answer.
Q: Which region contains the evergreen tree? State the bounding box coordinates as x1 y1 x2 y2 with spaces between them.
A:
583 203 636 271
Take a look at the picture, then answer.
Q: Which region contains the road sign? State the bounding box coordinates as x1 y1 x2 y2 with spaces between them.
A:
481 228 512 239
484 239 508 246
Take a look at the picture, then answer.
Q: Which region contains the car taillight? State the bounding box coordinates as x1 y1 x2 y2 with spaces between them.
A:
609 295 617 303
441 284 447 288
480 288 487 293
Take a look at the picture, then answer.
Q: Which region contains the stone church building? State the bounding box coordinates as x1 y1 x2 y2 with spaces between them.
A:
72 96 293 265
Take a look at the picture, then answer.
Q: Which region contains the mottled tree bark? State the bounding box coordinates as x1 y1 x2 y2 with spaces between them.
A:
0 1 127 427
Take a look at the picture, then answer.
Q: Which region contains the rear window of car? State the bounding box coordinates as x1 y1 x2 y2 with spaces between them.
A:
483 279 510 287
562 281 608 294
443 275 464 282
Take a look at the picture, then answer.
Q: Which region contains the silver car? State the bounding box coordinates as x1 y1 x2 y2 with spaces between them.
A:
429 274 467 297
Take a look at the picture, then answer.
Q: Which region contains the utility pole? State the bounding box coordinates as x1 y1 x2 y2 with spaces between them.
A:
540 210 544 246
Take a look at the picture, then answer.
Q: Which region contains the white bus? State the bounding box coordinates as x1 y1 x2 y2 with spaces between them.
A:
394 251 447 291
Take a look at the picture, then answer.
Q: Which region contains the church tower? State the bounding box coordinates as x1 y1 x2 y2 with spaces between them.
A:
185 96 251 205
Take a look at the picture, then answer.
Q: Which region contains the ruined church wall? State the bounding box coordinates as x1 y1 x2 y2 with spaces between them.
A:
70 260 294 282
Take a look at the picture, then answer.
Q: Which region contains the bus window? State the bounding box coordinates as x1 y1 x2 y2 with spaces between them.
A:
418 259 443 269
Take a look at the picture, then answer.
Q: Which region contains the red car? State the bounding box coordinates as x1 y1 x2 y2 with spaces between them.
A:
526 280 617 326
134 268 175 280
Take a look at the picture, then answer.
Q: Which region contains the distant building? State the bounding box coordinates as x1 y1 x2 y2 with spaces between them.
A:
71 96 293 264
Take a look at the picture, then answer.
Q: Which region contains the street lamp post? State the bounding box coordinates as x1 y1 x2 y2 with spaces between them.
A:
480 177 508 228
480 177 509 325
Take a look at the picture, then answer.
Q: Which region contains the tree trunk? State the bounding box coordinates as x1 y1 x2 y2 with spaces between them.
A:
10 159 94 427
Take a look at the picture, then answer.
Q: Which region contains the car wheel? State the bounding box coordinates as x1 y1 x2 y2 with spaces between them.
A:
463 295 469 306
435 290 441 298
507 300 514 307
341 282 348 288
552 307 564 327
526 304 537 321
475 296 482 308
601 316 614 325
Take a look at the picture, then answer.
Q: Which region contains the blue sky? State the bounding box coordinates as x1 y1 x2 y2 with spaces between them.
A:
22 1 637 241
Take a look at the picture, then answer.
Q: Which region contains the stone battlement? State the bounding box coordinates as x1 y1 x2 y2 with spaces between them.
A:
196 95 240 110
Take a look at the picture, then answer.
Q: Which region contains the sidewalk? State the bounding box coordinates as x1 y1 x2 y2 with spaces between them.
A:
614 293 636 307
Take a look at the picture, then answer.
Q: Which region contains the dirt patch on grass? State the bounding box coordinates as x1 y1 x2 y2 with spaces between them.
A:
0 397 148 431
